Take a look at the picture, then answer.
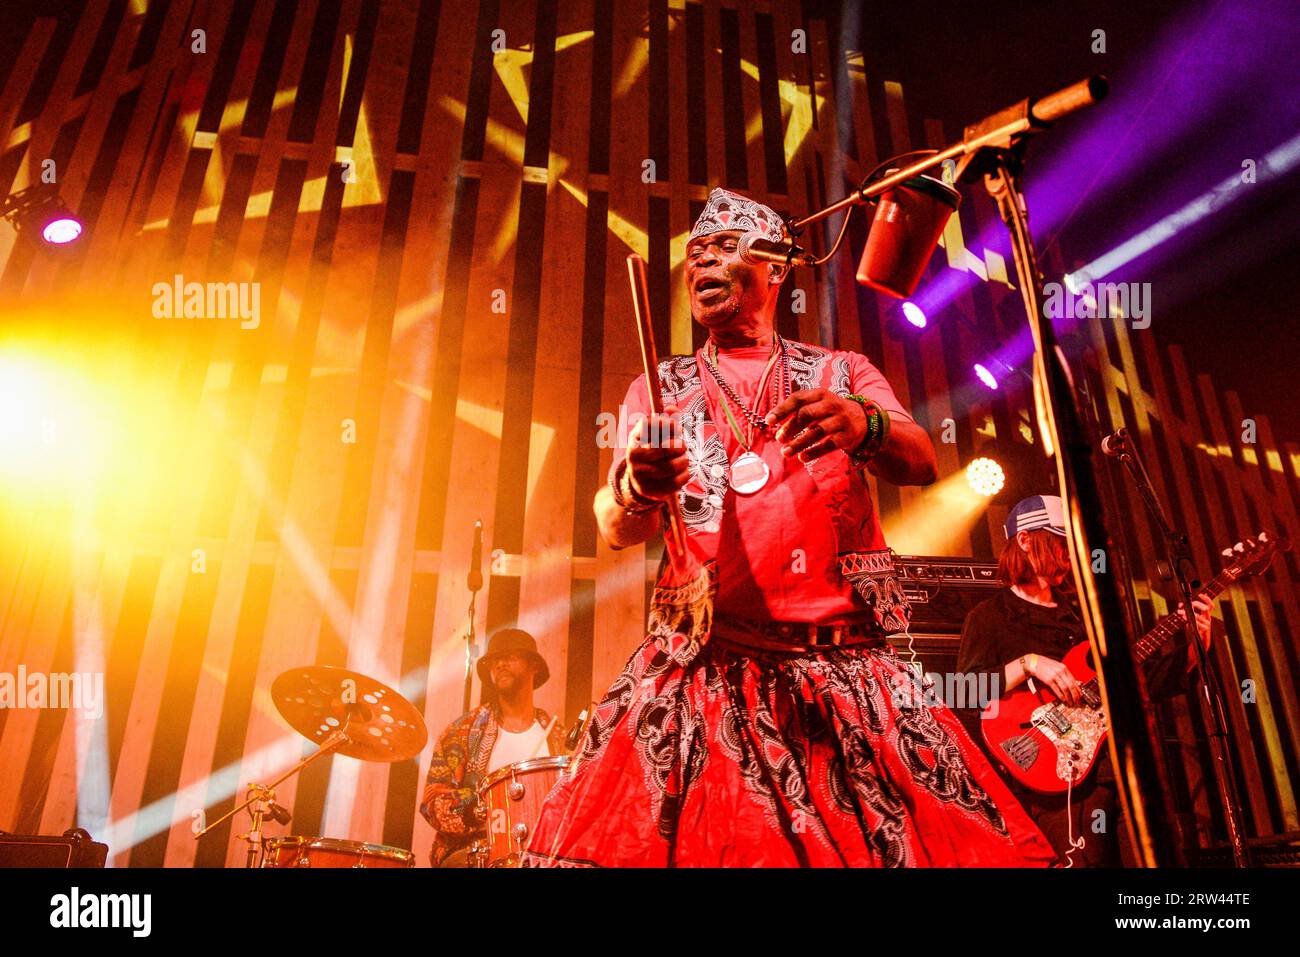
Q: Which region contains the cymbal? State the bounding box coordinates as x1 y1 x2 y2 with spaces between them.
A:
271 666 428 762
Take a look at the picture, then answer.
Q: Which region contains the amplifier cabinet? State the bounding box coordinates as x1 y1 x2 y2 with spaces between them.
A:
0 828 108 868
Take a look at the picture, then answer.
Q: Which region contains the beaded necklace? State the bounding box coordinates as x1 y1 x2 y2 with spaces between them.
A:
702 334 791 494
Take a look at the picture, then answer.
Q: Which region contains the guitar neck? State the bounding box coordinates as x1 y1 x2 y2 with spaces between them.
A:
1132 569 1233 663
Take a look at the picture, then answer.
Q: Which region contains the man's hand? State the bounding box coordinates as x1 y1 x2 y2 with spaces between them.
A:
1029 656 1084 706
626 407 690 501
764 389 868 462
1174 598 1215 651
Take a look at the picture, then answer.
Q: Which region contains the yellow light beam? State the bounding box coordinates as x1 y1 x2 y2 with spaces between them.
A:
492 32 593 126
882 470 989 556
557 179 647 259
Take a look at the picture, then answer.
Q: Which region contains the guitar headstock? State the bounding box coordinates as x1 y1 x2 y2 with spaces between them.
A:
1221 531 1291 581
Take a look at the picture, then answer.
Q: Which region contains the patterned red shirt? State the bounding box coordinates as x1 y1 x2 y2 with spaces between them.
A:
614 340 914 623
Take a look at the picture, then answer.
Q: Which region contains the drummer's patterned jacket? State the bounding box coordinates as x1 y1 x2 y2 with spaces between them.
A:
420 703 567 866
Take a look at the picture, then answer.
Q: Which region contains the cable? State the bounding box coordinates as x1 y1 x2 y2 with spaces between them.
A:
794 149 941 267
1061 769 1087 868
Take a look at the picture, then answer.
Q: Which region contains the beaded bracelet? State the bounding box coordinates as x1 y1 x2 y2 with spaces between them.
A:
609 458 657 514
843 395 891 468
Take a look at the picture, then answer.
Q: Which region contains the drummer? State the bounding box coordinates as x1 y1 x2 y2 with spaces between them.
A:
419 629 567 866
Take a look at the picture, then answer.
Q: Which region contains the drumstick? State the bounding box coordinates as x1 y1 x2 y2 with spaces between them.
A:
526 714 559 761
626 254 691 574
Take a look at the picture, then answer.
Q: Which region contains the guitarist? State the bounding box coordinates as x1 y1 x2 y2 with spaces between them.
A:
957 494 1213 866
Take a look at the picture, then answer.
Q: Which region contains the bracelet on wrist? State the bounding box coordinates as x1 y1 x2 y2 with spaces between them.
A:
623 465 658 510
609 458 656 514
843 395 891 468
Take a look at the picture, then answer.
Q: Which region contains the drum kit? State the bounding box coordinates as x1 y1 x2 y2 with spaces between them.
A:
192 664 577 869
460 754 569 867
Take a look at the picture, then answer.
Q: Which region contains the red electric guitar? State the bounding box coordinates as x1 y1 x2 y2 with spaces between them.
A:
981 532 1286 794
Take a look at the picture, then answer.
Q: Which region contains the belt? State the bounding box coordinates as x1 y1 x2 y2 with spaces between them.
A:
711 614 884 655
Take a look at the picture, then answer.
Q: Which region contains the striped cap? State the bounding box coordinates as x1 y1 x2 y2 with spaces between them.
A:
689 188 786 243
1004 495 1066 539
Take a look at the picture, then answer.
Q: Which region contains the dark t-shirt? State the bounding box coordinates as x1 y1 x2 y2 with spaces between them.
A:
956 587 1191 800
956 587 1193 864
956 588 1191 706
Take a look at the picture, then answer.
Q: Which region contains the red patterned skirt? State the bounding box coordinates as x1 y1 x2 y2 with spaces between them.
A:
523 631 1057 867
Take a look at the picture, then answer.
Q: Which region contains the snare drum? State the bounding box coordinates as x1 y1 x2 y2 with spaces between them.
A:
477 755 568 867
261 836 415 868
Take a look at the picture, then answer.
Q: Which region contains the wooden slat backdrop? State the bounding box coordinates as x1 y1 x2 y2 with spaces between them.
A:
0 0 1296 865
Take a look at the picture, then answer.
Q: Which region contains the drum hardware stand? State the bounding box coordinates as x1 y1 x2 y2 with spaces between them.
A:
467 839 490 867
197 665 427 866
194 724 353 868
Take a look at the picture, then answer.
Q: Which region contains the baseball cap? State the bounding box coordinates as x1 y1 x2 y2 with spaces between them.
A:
1004 494 1067 539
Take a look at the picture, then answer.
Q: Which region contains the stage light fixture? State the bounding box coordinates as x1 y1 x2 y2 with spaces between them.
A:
1 185 84 247
41 214 82 245
965 457 1006 497
901 301 927 329
973 362 999 390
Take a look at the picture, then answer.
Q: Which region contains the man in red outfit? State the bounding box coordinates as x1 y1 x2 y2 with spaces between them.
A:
523 188 1055 867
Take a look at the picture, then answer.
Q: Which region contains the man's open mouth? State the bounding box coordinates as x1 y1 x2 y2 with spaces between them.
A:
695 278 727 297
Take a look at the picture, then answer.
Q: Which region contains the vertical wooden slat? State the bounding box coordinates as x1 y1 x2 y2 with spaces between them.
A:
518 0 593 724
48 0 145 247
591 0 652 696
1103 320 1272 839
1221 391 1300 830
1130 332 1224 838
157 1 327 866
7 2 107 191
700 0 725 188
419 169 521 780
808 20 858 355
37 547 130 836
314 0 431 843
344 0 479 861
1180 368 1280 831
769 0 821 346
0 19 56 150
0 539 63 825
736 0 765 199
667 0 693 355
906 118 964 550
1141 328 1300 834
414 0 535 845
216 0 373 866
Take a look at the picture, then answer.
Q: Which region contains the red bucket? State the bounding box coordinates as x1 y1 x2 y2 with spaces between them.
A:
856 173 961 299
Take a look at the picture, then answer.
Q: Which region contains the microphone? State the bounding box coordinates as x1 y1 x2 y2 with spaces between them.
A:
1100 427 1130 457
467 520 484 593
564 708 590 750
1030 75 1109 125
738 232 817 268
956 75 1108 184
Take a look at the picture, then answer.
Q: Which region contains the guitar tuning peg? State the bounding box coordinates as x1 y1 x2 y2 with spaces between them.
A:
1234 542 1245 552
1221 547 1233 558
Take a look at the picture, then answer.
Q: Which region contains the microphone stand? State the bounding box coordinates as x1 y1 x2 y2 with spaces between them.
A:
1108 430 1251 866
789 76 1179 866
462 588 480 714
463 521 485 713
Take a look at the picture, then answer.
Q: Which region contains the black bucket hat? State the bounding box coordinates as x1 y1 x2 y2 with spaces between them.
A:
476 629 549 688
